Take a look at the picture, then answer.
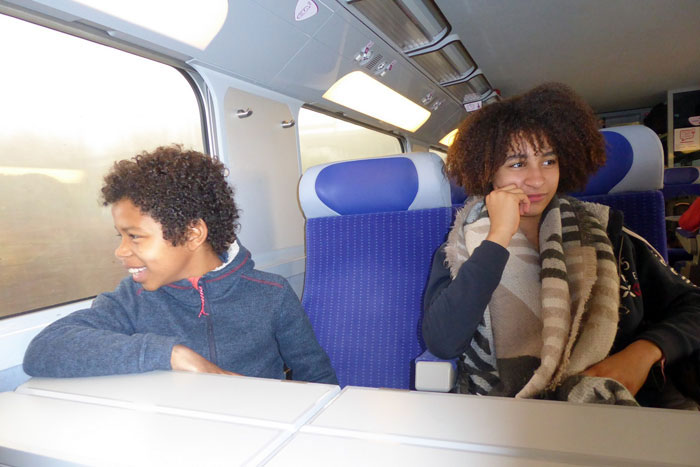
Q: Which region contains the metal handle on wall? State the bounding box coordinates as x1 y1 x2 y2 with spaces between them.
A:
281 119 295 128
236 108 253 118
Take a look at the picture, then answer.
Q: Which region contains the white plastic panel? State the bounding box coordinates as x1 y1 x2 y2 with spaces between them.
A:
223 87 306 276
24 0 312 85
414 360 455 392
253 0 336 37
265 432 575 466
304 386 700 466
17 371 340 430
0 392 287 466
273 8 465 136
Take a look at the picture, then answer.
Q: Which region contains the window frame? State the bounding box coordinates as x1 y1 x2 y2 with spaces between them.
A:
303 105 405 152
299 104 406 171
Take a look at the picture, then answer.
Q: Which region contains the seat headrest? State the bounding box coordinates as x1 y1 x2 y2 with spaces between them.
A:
576 125 664 196
664 167 700 185
299 152 451 218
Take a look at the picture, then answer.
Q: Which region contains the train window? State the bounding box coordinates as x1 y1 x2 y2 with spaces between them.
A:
0 14 204 318
298 108 403 172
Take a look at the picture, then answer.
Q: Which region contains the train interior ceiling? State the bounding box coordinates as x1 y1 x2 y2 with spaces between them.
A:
1 0 700 390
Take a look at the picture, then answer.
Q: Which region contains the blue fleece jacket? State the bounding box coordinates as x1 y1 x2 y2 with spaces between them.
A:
23 242 337 384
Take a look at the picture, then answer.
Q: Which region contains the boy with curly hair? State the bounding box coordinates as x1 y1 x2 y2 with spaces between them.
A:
24 145 337 384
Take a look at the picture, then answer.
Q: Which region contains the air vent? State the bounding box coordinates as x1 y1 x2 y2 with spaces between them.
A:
365 53 383 70
348 0 449 52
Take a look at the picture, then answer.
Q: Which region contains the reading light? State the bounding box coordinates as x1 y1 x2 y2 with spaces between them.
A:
439 128 458 146
73 0 228 49
323 71 431 132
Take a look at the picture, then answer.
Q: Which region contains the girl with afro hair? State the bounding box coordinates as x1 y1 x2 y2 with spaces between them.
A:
423 83 700 409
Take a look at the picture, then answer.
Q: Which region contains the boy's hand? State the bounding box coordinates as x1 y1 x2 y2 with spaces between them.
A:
485 184 530 248
581 340 662 396
170 344 241 376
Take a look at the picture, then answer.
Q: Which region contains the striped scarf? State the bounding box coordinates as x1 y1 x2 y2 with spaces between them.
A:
445 195 620 398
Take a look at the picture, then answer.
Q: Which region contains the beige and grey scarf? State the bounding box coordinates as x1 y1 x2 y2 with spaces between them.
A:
445 195 624 399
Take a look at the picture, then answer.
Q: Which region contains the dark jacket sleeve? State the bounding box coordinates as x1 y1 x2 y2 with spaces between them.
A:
422 240 509 359
626 233 700 364
23 285 181 377
275 283 338 384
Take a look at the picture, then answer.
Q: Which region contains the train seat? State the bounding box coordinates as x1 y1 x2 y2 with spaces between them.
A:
663 166 700 201
573 124 667 260
299 153 453 389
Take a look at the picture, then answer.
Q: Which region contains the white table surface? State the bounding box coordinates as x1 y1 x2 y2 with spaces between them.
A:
7 375 700 466
16 370 340 430
0 392 286 467
302 386 700 466
263 431 581 467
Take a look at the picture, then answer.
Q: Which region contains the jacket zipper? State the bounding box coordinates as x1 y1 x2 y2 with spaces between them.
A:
194 279 218 364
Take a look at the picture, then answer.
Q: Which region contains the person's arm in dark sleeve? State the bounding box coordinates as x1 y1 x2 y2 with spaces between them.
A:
276 283 338 384
631 235 700 364
23 288 182 377
422 241 509 359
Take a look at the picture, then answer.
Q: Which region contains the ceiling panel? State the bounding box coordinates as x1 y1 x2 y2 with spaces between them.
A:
437 0 700 112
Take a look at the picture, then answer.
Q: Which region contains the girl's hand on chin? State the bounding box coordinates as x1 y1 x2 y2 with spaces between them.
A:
485 184 530 248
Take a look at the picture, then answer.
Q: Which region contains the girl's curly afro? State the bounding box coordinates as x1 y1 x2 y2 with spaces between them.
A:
446 82 606 195
101 145 239 255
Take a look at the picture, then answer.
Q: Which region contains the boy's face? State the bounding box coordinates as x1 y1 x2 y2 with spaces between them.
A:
112 198 200 291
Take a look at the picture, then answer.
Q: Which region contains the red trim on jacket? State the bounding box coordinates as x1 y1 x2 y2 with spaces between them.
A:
242 275 283 288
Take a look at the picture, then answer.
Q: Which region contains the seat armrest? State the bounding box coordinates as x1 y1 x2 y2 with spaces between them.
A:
414 350 458 392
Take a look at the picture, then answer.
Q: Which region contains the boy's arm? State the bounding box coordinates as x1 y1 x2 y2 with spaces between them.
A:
23 291 182 377
170 344 239 375
275 284 338 385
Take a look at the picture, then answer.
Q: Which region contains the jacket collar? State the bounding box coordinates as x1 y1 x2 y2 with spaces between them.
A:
155 241 254 302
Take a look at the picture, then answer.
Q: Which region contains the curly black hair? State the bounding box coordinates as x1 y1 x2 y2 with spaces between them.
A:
101 145 239 255
446 82 606 195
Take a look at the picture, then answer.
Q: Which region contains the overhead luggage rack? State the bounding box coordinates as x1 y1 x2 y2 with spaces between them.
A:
343 0 498 107
346 0 450 53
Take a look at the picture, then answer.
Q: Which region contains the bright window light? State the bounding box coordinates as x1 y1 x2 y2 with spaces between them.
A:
73 0 228 49
322 71 431 132
440 128 458 146
0 167 84 184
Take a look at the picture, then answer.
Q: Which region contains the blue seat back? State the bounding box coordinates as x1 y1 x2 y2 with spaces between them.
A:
663 166 700 199
573 125 667 260
299 153 453 388
449 177 467 206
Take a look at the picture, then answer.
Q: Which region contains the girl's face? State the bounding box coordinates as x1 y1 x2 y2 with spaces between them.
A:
492 136 560 219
